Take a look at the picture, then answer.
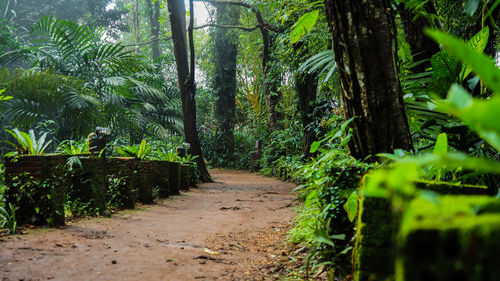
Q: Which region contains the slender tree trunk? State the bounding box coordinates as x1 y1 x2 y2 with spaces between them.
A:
133 0 140 55
146 0 161 61
213 4 240 162
192 0 281 131
296 72 318 160
265 34 283 131
398 1 440 73
167 0 212 182
324 0 412 160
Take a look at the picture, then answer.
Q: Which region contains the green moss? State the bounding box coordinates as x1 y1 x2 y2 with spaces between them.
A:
353 181 491 281
415 180 489 195
397 196 500 281
354 195 396 281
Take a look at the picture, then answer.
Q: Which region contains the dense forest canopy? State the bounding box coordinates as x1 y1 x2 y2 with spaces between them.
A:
1 0 500 278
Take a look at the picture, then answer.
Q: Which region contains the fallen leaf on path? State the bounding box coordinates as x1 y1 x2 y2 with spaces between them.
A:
202 248 219 255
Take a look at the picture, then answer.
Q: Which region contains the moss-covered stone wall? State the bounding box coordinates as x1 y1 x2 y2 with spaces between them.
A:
4 155 186 226
353 181 490 281
396 196 500 281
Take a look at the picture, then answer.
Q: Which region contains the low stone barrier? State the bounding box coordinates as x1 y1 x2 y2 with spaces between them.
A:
353 181 490 281
3 155 188 226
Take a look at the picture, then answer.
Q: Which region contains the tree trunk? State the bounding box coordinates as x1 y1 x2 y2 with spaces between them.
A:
324 0 412 160
398 1 440 73
296 72 318 160
213 4 240 162
146 0 161 61
133 0 140 55
264 34 282 131
167 0 212 182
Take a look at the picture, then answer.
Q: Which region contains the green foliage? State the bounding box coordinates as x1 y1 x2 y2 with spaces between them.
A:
0 203 16 234
0 88 12 101
298 50 336 85
106 175 131 210
1 16 182 143
6 173 62 225
57 140 89 155
115 139 154 160
289 116 373 276
5 128 52 155
290 10 319 44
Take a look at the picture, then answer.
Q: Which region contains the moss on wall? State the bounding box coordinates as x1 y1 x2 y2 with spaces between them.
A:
397 196 500 281
353 181 490 281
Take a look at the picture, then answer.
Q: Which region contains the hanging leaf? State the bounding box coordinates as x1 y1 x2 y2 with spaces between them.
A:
343 191 358 222
438 85 500 152
309 141 321 153
464 0 480 16
433 133 448 156
290 10 319 44
426 29 500 94
460 27 489 82
431 50 459 79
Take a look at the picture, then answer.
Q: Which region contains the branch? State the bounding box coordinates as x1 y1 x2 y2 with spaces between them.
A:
193 0 252 8
194 0 277 32
123 37 173 47
193 23 259 32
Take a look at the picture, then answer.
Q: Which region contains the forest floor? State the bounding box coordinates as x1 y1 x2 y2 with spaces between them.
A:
0 169 314 281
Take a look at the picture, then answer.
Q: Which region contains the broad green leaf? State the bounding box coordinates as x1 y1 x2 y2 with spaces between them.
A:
460 27 489 82
398 152 500 174
343 191 358 222
309 141 321 153
433 133 448 156
313 230 335 247
464 0 480 16
439 84 500 152
426 29 500 94
431 50 459 79
290 10 319 44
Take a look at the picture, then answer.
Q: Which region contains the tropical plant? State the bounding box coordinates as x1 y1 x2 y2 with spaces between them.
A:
115 139 154 160
0 88 12 101
57 139 89 155
364 28 500 210
5 128 52 155
1 69 99 141
0 203 17 234
0 16 182 142
154 150 178 162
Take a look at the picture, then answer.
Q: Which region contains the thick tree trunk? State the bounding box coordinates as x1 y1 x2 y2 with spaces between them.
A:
324 0 412 160
398 1 440 73
296 73 318 160
146 0 161 61
167 0 212 182
214 4 240 162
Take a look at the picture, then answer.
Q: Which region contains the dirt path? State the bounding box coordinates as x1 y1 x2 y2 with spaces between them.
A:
0 170 299 281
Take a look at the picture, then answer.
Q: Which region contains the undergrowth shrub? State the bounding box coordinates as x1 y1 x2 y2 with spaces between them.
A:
6 172 64 225
289 116 373 275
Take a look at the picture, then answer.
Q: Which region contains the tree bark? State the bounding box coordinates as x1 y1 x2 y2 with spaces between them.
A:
146 0 161 61
167 0 212 182
296 72 318 160
398 1 440 73
213 4 240 161
265 34 283 131
324 0 412 160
